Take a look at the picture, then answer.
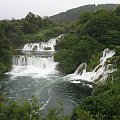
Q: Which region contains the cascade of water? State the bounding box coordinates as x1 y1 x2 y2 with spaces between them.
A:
22 35 63 51
13 55 56 69
8 55 58 78
6 35 65 78
74 63 87 75
66 48 116 83
100 48 115 65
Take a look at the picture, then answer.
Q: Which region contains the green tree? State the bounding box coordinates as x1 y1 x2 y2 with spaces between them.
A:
0 31 12 74
115 5 120 16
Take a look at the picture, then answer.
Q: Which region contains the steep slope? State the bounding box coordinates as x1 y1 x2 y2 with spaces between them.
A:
49 4 119 22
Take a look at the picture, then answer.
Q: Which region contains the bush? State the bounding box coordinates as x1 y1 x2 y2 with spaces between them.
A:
55 34 103 74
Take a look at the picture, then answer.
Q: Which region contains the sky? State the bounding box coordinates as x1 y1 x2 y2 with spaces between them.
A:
0 0 119 20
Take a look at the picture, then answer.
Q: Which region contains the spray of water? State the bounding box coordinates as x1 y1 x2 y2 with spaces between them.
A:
22 35 64 51
6 35 64 78
65 49 116 83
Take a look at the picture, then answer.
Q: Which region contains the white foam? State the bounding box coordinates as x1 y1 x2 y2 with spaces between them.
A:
70 81 81 84
7 56 59 78
6 35 64 78
65 48 116 83
22 35 63 51
40 90 51 110
100 48 115 65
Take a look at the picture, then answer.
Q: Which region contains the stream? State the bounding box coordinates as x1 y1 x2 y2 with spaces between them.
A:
0 35 93 114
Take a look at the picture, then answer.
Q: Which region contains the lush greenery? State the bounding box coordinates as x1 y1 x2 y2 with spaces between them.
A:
24 26 65 43
0 32 12 75
0 12 65 48
0 96 70 120
55 35 104 73
55 6 120 74
54 5 120 120
49 4 119 22
0 4 120 120
71 50 120 120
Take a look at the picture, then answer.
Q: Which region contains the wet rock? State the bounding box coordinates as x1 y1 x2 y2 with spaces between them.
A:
44 47 51 50
33 46 38 50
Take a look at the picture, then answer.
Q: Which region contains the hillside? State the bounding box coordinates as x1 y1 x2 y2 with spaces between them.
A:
49 4 119 22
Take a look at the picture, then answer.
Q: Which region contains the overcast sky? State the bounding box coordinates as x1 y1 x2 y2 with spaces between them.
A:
0 0 119 19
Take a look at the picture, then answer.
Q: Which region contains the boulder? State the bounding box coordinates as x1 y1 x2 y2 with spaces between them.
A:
44 47 51 50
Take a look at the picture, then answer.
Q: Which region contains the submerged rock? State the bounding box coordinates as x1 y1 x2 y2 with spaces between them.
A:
33 45 38 50
44 47 52 50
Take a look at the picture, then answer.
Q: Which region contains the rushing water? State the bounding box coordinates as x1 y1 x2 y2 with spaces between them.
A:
0 36 93 114
66 48 116 83
0 35 116 115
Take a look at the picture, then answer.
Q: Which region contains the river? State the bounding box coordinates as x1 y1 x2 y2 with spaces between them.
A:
0 35 92 114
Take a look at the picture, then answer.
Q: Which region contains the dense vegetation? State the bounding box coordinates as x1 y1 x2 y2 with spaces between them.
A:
0 4 120 120
0 12 65 48
55 6 120 74
49 4 119 22
54 5 120 120
55 35 104 73
0 32 12 75
71 49 120 120
0 96 70 120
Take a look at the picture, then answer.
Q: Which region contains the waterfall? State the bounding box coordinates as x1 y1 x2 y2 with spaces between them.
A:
6 35 64 78
22 35 63 51
66 48 116 83
13 56 56 69
100 48 115 65
74 63 87 75
9 55 58 78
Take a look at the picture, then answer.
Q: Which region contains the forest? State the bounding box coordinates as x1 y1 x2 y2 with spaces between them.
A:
49 4 119 22
0 4 120 120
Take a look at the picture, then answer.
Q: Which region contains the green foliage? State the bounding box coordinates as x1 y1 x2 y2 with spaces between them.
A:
0 62 6 75
79 78 120 119
32 27 65 42
115 5 120 16
72 108 106 120
78 12 92 24
49 4 119 22
55 34 104 73
0 96 70 120
54 6 120 120
0 12 55 48
0 32 12 75
72 59 120 120
0 96 41 120
55 49 78 73
22 26 65 45
87 52 101 71
80 9 120 46
71 108 95 120
55 6 120 74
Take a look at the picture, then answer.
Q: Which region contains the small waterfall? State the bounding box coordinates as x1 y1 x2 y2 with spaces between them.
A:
74 63 87 75
66 48 116 83
100 48 115 65
7 35 64 78
22 35 63 51
9 55 58 78
13 56 56 69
